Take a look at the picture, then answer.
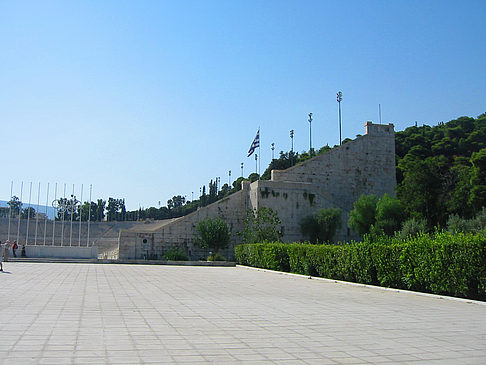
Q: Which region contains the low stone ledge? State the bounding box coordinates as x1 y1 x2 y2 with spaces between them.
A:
109 260 236 266
7 258 236 266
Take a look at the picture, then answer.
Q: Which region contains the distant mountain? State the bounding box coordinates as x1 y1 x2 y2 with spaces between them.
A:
0 200 56 219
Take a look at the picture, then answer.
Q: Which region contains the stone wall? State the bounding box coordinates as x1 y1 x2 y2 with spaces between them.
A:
118 185 250 260
118 122 396 260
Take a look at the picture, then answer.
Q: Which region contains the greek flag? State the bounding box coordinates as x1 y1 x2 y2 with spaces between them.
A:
247 129 260 157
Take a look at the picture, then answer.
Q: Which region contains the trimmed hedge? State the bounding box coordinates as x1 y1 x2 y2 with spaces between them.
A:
234 231 486 300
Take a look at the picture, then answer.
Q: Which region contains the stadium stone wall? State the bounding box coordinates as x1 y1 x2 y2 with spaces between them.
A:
118 122 396 260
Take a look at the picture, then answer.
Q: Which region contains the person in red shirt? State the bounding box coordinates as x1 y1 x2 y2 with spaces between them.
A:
12 241 18 257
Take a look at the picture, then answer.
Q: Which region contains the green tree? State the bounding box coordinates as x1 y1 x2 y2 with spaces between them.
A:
195 217 230 253
300 215 320 244
208 179 218 204
248 173 259 183
348 194 378 236
200 185 207 207
167 195 185 210
106 198 119 221
106 198 126 221
315 207 342 243
399 217 427 239
301 207 342 244
374 194 406 236
447 157 474 218
95 199 106 221
55 195 79 221
217 183 231 199
397 156 447 226
21 206 36 219
7 196 22 217
469 148 486 212
232 177 247 192
239 207 282 244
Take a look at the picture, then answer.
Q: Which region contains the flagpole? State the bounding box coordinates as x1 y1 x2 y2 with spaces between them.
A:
26 181 32 245
258 127 261 178
43 182 49 245
16 181 24 244
52 183 57 245
34 182 41 245
7 181 13 242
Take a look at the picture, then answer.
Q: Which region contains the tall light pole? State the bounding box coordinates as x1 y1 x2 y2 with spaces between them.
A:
241 162 244 177
290 129 294 166
308 113 313 153
271 142 275 160
337 91 343 145
228 170 231 187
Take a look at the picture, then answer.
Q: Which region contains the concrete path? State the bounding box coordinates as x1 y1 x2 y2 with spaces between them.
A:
0 263 485 364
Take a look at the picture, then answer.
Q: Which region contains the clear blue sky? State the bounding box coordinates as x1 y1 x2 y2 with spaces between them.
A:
1 0 485 211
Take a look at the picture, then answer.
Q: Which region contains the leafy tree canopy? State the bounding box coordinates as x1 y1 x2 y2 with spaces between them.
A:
239 207 282 244
301 207 342 244
195 217 230 253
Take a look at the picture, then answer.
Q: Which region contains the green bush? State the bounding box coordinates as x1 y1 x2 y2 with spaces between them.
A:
163 248 188 261
235 231 486 300
195 217 230 252
207 253 226 261
399 217 427 239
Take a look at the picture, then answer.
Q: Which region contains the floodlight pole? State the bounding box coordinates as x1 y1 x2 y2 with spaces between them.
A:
290 129 294 166
308 113 313 153
337 91 343 145
271 143 275 160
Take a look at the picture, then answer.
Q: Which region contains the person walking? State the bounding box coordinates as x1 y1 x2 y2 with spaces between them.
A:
3 240 9 264
12 240 18 257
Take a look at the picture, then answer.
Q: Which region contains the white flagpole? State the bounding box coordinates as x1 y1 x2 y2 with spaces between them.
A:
87 184 92 247
43 182 49 245
78 184 83 246
26 181 32 244
52 183 57 245
258 127 261 178
34 182 41 245
61 183 66 246
69 184 74 246
7 181 13 242
16 181 23 244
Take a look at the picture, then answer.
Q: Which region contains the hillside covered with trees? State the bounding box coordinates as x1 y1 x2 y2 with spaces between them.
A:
396 113 486 228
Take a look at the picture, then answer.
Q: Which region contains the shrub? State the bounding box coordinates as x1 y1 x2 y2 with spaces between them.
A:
374 194 407 236
315 207 342 243
235 231 486 300
399 217 427 239
348 194 378 235
238 207 282 244
163 248 188 261
208 253 226 261
300 208 342 244
447 214 469 233
195 217 230 253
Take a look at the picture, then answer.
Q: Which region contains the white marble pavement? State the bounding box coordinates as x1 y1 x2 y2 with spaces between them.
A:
0 263 485 364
